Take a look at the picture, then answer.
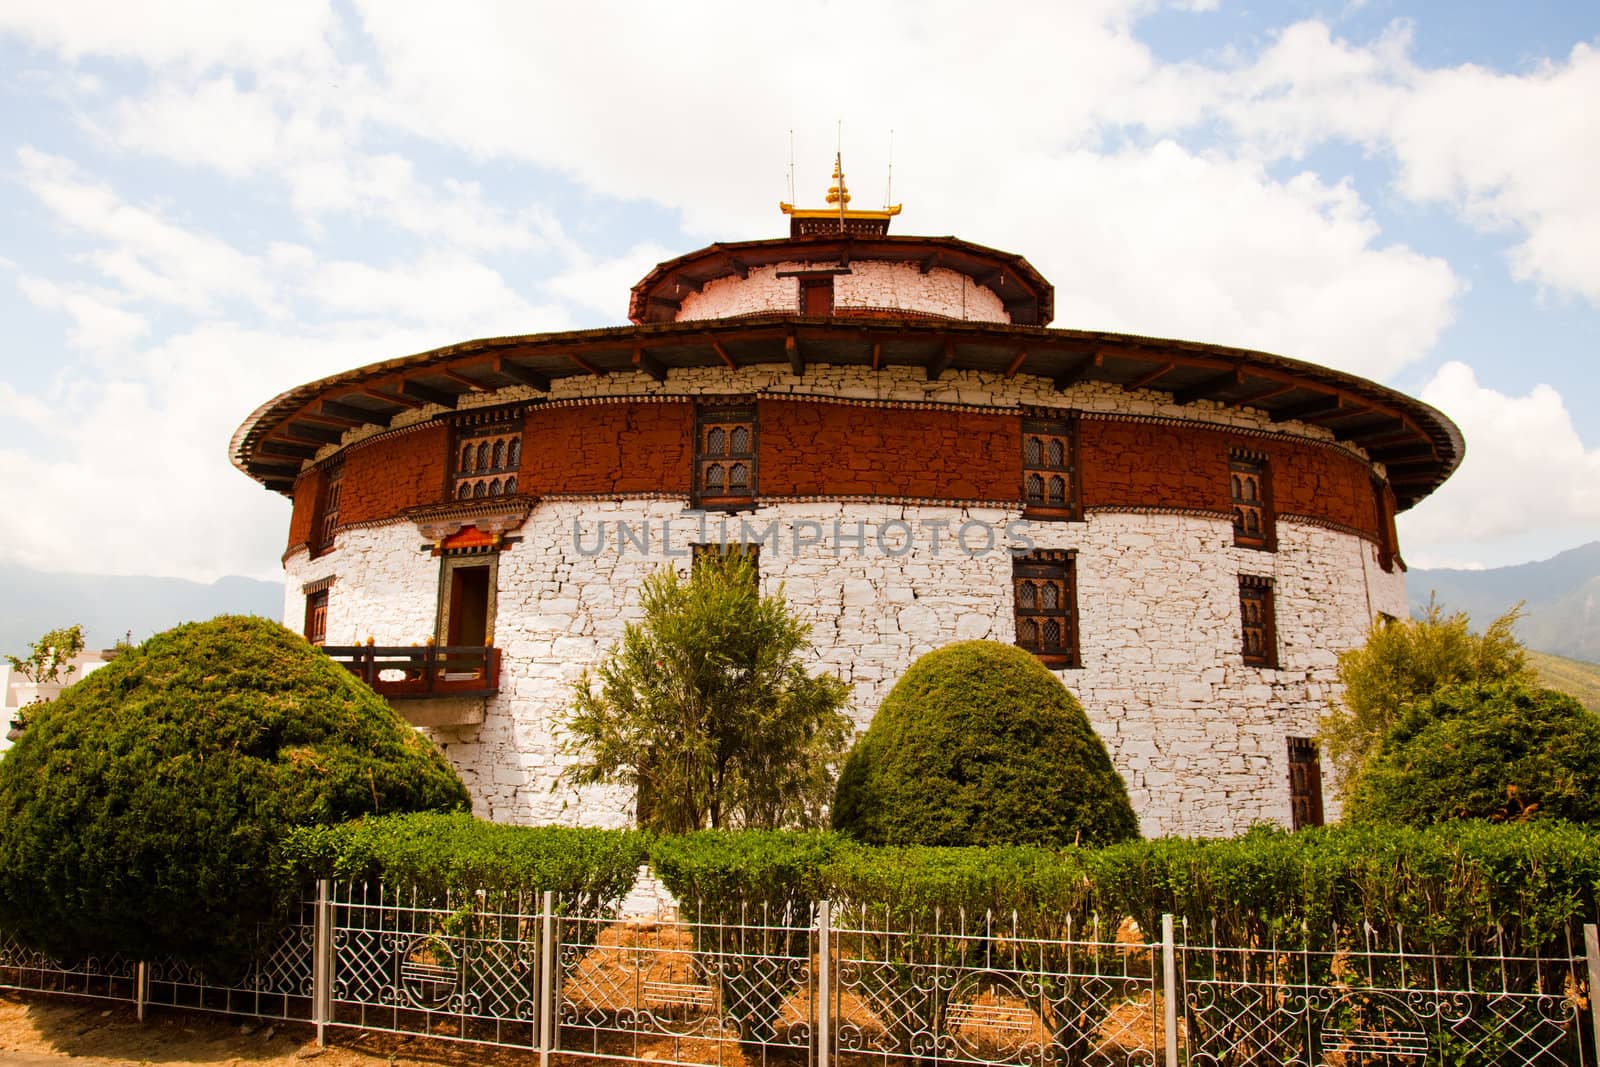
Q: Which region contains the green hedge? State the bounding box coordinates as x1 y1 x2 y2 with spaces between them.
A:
646 822 1600 952
284 813 649 913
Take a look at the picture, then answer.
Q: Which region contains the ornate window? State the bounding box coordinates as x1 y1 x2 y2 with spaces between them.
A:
1230 450 1273 550
1288 736 1325 829
303 584 330 646
695 404 756 508
1239 575 1277 667
1022 413 1078 520
452 405 524 501
312 462 343 558
1013 550 1078 668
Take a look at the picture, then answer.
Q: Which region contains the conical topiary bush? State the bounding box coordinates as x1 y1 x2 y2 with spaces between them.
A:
832 640 1137 847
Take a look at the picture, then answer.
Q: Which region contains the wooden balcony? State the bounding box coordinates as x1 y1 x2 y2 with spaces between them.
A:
322 644 501 700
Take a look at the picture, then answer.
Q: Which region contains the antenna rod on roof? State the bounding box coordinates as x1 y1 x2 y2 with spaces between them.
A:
885 128 894 209
836 120 846 232
787 129 795 206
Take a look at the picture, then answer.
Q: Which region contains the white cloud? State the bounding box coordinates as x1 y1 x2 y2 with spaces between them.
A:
546 242 676 322
0 0 336 69
14 274 148 352
1188 23 1600 304
306 253 573 338
1399 362 1600 562
17 147 278 314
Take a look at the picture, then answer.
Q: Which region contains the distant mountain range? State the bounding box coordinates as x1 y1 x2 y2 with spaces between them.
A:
0 564 283 655
1408 541 1600 664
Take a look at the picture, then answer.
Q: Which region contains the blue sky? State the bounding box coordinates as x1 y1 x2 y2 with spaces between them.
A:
0 1 1596 581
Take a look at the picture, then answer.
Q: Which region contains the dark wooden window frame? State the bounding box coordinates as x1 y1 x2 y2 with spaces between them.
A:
1288 735 1325 830
1230 450 1275 551
1021 412 1081 521
303 587 329 646
1239 574 1277 668
693 403 757 510
450 403 525 502
436 551 499 649
311 462 343 558
1013 549 1079 669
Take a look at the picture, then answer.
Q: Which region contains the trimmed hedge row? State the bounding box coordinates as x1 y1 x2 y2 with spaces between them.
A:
650 822 1600 952
283 813 649 913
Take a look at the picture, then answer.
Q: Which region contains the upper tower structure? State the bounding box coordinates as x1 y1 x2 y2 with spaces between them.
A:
629 165 1053 326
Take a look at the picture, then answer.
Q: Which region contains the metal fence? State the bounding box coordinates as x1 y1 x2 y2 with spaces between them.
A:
2 882 1596 1066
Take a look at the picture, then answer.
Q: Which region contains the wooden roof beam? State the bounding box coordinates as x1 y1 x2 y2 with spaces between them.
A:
1003 348 1028 380
1054 352 1102 392
321 399 393 428
366 387 424 409
1172 367 1242 406
785 334 804 377
926 339 954 381
496 357 550 392
259 439 320 461
871 342 882 372
246 460 303 480
263 478 295 494
1304 402 1371 425
631 346 667 383
400 379 459 409
1123 361 1178 394
727 257 750 279
1224 380 1296 409
1369 442 1438 463
568 352 605 376
1270 394 1342 423
439 369 489 392
709 339 737 370
283 421 346 446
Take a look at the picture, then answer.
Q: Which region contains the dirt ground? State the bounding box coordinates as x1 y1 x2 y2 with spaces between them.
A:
0 992 553 1067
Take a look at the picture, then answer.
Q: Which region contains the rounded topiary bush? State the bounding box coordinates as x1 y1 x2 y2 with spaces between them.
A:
832 640 1138 847
0 616 469 966
1344 682 1600 827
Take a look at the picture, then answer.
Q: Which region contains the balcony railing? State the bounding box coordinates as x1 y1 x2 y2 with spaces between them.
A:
322 644 501 699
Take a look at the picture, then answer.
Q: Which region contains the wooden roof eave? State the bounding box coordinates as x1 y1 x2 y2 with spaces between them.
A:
232 316 1462 508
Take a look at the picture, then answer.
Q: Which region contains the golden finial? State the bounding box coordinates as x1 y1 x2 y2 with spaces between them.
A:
825 158 851 207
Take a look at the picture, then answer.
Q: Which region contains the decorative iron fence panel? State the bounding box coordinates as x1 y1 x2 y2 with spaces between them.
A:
1179 919 1594 1066
0 885 1595 1067
828 905 1163 1067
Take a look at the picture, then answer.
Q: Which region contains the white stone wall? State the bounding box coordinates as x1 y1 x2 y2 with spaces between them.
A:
284 497 1404 837
674 262 1008 324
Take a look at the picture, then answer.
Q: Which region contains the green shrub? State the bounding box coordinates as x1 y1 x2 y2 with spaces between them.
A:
285 813 649 912
0 616 469 966
832 641 1137 847
1344 682 1600 827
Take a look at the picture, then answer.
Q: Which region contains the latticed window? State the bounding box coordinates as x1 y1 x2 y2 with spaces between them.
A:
1230 451 1273 549
695 404 756 508
452 405 524 501
1239 575 1276 667
1013 550 1078 668
313 463 343 557
1022 414 1078 520
1287 736 1324 829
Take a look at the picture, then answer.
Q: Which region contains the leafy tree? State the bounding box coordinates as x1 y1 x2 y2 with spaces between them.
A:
0 616 468 967
1320 599 1534 796
832 640 1139 847
562 553 852 833
5 624 86 686
1344 682 1600 827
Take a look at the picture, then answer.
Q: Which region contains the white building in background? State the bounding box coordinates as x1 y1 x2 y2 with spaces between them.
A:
228 173 1462 836
1 649 118 755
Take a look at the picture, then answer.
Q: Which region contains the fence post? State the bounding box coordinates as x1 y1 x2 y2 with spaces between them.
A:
539 889 556 1067
1162 914 1178 1067
135 960 147 1022
1585 923 1600 1064
312 879 334 1046
817 899 831 1067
